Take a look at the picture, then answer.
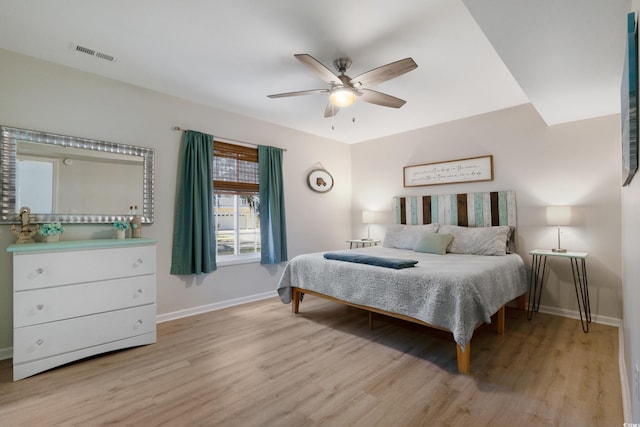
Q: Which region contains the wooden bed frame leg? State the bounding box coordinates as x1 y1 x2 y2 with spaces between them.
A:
517 294 526 311
456 342 470 374
292 288 300 314
496 305 505 335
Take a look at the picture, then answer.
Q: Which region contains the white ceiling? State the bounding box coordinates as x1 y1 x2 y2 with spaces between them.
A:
0 0 630 143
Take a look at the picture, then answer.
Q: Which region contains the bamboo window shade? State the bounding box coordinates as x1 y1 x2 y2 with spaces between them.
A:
213 141 259 195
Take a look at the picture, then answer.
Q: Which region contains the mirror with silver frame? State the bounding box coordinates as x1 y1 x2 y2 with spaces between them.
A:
0 126 154 224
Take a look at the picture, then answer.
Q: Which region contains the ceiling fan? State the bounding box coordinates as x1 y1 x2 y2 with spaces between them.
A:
267 54 418 118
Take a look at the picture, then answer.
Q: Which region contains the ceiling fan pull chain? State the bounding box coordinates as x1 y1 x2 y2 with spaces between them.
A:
331 106 335 130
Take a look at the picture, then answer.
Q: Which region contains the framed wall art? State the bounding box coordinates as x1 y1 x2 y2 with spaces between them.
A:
403 155 493 187
622 12 638 187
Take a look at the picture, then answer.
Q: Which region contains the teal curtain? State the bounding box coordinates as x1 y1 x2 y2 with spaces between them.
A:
258 145 287 264
170 130 216 274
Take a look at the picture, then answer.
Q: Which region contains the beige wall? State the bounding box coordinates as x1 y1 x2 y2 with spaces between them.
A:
622 171 640 422
351 104 622 322
624 2 640 422
0 49 352 352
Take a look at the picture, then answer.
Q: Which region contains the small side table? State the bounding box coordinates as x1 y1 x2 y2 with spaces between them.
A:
347 239 381 249
527 249 591 332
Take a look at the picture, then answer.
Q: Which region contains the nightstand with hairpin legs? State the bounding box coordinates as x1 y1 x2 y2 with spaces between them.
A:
346 239 381 249
527 249 591 332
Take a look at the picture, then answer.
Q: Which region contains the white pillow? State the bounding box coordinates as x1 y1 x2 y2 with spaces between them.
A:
383 223 439 249
437 224 510 256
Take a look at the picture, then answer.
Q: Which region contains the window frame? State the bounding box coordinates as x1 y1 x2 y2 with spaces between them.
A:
213 141 260 265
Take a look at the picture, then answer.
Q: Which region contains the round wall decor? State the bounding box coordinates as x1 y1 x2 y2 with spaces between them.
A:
307 169 334 193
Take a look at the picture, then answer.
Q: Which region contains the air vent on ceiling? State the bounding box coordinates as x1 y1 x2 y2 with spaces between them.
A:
71 43 116 62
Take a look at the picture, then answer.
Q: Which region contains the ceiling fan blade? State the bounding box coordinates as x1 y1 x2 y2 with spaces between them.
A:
295 54 340 84
324 102 340 118
350 58 417 87
359 89 406 108
267 89 329 98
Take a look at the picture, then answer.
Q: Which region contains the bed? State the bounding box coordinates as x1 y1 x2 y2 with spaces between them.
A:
277 190 528 373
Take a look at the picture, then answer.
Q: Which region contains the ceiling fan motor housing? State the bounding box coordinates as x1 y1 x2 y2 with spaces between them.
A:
333 57 352 74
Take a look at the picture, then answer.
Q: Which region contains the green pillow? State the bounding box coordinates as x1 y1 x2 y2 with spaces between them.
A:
414 232 453 255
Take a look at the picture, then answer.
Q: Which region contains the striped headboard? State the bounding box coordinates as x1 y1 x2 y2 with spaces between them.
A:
393 190 516 227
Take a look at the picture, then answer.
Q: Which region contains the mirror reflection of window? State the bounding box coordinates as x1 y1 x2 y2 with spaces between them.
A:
16 158 55 213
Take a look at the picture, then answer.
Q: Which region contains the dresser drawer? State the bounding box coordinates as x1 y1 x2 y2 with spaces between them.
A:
13 304 156 364
14 274 156 327
13 245 156 291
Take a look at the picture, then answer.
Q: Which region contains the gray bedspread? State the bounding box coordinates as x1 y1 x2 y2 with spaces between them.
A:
277 246 528 348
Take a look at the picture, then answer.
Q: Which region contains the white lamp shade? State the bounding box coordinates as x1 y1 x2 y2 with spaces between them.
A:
546 206 572 226
362 210 376 224
329 88 356 107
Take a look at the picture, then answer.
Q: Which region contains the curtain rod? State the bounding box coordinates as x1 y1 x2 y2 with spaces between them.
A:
173 126 287 151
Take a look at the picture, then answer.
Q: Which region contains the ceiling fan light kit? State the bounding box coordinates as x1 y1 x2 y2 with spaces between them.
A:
329 87 356 107
268 54 417 118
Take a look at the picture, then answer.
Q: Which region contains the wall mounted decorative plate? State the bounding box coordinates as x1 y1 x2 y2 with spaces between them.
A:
307 168 334 193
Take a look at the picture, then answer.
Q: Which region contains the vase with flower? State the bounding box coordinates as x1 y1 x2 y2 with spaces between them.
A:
113 221 130 239
39 222 64 243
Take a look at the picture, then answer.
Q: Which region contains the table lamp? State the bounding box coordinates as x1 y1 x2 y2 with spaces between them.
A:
362 211 376 240
546 206 571 253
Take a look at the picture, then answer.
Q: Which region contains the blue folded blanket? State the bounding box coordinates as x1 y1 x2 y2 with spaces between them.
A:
323 252 419 269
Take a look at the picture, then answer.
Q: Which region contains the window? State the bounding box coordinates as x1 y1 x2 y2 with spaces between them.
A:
16 157 56 213
213 141 260 260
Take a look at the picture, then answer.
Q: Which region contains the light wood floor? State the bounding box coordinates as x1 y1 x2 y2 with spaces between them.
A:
0 296 622 426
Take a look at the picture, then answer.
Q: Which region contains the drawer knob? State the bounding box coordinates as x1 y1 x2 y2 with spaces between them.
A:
134 319 143 329
36 339 44 346
133 258 144 267
134 289 143 297
35 304 44 311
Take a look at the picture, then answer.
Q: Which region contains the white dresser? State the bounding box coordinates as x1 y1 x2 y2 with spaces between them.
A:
8 238 157 381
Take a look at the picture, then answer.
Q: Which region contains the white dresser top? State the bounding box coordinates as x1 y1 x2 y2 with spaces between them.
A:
8 238 158 254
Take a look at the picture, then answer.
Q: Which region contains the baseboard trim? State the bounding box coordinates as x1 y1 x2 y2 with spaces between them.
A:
537 304 621 327
156 291 277 324
619 325 632 422
0 346 12 361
